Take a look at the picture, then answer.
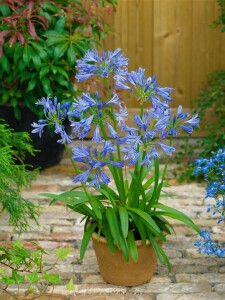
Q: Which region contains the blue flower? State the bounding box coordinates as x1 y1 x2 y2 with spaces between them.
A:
31 96 72 144
158 143 175 156
75 48 128 81
69 92 122 140
31 120 47 137
73 169 91 184
72 140 123 189
92 125 102 143
116 68 173 108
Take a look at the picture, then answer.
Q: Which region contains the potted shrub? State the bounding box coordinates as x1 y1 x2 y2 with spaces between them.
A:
32 48 201 286
0 0 117 168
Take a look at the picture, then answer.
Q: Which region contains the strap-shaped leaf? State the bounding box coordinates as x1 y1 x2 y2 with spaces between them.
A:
152 203 200 233
102 217 115 254
147 230 171 271
105 207 121 248
129 171 146 207
127 207 166 241
128 211 146 246
90 199 102 221
127 231 138 262
118 206 129 238
119 234 129 261
80 223 97 260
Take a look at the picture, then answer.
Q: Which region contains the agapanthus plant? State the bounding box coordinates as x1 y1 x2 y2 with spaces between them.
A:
194 148 225 257
32 48 200 270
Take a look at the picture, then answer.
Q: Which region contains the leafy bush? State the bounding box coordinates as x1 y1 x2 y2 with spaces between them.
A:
174 69 225 181
0 0 117 119
0 119 40 231
0 239 74 298
213 0 225 31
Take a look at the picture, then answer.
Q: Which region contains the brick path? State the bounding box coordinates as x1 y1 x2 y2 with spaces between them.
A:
1 153 225 300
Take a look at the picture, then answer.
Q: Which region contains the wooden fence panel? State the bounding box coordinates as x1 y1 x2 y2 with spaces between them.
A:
104 0 225 110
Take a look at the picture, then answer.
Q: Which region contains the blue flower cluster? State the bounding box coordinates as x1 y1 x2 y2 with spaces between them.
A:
194 148 225 257
72 141 124 190
194 148 225 199
31 48 200 189
194 229 225 257
31 96 72 144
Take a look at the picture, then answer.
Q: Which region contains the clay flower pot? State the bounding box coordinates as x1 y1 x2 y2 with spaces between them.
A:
92 231 163 286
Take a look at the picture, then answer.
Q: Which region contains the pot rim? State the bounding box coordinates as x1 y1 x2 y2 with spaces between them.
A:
92 231 164 247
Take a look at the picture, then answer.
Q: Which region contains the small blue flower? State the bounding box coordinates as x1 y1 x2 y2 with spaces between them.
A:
73 169 91 184
92 125 102 142
31 121 47 137
158 143 175 156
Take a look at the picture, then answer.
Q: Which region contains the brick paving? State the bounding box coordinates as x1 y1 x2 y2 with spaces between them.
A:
1 151 225 300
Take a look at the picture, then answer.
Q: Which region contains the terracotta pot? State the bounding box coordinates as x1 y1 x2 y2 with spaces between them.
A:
92 232 162 286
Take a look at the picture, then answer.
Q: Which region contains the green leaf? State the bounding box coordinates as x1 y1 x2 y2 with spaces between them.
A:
105 207 121 248
22 45 31 66
26 271 39 284
0 54 10 73
147 230 171 271
12 270 25 284
102 217 115 254
118 206 129 238
67 45 76 66
127 230 138 262
0 276 15 285
10 256 24 265
30 42 47 60
127 207 166 241
40 66 50 79
47 31 68 46
128 211 147 246
152 203 200 233
80 223 97 260
43 273 60 285
27 78 37 92
66 278 75 291
0 267 6 274
31 52 41 70
50 65 69 79
41 77 52 95
54 17 66 33
129 171 147 207
55 247 71 259
54 43 68 60
0 4 10 16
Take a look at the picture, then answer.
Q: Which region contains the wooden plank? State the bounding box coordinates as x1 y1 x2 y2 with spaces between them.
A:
191 0 225 100
153 0 193 109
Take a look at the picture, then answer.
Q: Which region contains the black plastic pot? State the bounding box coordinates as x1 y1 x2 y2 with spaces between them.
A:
0 105 67 169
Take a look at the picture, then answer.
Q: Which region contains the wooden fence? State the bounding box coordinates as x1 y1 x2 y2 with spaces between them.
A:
103 0 225 112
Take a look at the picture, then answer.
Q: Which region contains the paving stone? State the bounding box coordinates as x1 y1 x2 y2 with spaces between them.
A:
74 284 128 295
215 284 225 293
70 294 155 300
175 273 225 284
130 282 212 294
157 293 224 300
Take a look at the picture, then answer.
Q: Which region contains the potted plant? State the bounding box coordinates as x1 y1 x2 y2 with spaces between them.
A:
32 48 201 286
0 0 117 168
194 148 225 257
